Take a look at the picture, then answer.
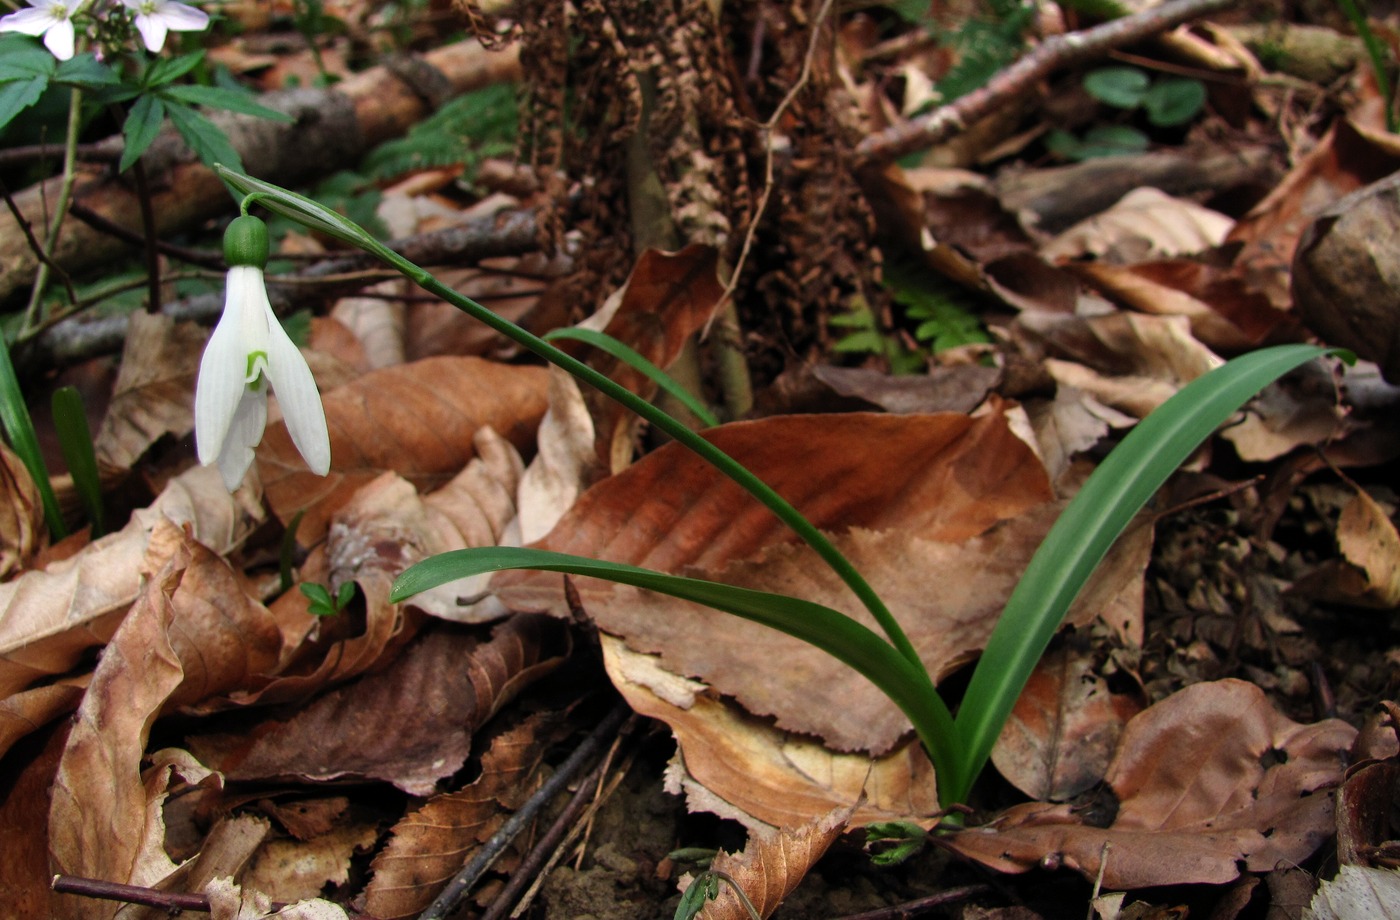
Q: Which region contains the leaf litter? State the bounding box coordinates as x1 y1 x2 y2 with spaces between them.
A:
1 1 1399 917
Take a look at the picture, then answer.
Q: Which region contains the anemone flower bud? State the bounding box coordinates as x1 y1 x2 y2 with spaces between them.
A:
195 215 330 491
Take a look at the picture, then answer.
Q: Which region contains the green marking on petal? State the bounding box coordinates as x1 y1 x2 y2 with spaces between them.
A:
245 350 268 382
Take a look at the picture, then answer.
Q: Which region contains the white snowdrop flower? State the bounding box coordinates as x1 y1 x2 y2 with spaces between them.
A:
119 0 208 53
0 0 88 61
195 215 330 491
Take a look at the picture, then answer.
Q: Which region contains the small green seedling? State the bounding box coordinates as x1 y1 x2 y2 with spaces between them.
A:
669 849 760 920
300 581 356 618
1048 65 1206 161
863 820 930 867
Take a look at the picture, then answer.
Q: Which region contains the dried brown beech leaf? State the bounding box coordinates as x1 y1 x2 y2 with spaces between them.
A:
1042 188 1232 264
0 682 85 760
0 723 67 918
1331 488 1400 608
945 680 1356 888
189 617 566 794
516 367 597 546
990 643 1145 802
259 356 548 542
0 465 263 702
692 806 852 920
93 312 207 470
605 638 941 831
1305 865 1400 919
0 441 43 578
492 411 1061 752
48 527 191 919
363 711 556 919
205 876 349 920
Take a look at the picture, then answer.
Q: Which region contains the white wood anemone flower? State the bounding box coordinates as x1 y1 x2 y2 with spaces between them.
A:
195 215 329 491
119 0 209 53
0 0 88 60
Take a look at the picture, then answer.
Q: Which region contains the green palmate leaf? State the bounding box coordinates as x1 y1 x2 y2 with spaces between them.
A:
1143 77 1207 127
391 547 960 787
0 75 48 135
166 101 243 172
145 51 206 88
544 328 720 428
0 42 56 81
948 344 1341 805
161 83 294 122
53 54 120 89
1083 66 1150 108
51 387 104 537
1077 124 1149 158
121 94 166 172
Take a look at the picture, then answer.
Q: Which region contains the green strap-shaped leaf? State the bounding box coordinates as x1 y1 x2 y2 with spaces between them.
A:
948 344 1340 804
392 545 959 788
544 327 720 428
51 386 103 537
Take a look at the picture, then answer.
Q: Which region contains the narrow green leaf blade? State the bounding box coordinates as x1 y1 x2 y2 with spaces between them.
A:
393 546 958 776
950 344 1338 805
0 344 64 538
51 387 104 536
544 327 720 427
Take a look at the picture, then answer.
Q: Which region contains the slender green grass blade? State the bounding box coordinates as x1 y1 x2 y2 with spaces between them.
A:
948 344 1338 805
51 386 103 536
392 546 959 787
544 328 720 428
0 343 65 538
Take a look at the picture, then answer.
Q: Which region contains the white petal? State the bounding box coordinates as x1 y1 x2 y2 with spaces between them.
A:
133 14 167 51
195 267 267 466
215 385 267 491
261 301 331 476
0 9 60 37
154 1 208 31
44 20 73 59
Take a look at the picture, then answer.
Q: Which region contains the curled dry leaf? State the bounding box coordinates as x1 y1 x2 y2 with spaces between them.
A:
242 821 380 905
363 711 558 919
189 617 567 795
1042 187 1233 264
990 643 1145 802
48 524 191 920
205 876 350 920
945 679 1356 889
1304 865 1400 919
0 464 263 704
689 805 853 920
605 637 941 832
0 441 43 579
259 356 548 542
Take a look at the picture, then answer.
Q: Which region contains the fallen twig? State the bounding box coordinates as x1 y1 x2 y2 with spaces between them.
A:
856 0 1239 165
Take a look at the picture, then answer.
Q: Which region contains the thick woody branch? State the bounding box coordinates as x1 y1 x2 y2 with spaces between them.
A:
856 0 1239 166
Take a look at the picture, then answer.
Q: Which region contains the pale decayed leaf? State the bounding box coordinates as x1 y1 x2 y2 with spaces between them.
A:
241 822 380 905
689 806 853 919
516 366 598 545
0 464 263 703
205 877 349 920
1334 487 1400 607
1043 187 1233 263
945 680 1356 888
94 312 208 470
1305 866 1400 919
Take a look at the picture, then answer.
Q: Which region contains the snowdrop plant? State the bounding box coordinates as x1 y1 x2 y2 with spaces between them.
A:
195 212 330 490
218 167 1345 811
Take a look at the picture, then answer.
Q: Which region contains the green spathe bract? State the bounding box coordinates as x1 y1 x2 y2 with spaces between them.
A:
220 167 1342 810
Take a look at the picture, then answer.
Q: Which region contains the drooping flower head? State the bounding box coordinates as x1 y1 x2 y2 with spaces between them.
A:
195 214 330 491
119 0 207 53
0 0 88 61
